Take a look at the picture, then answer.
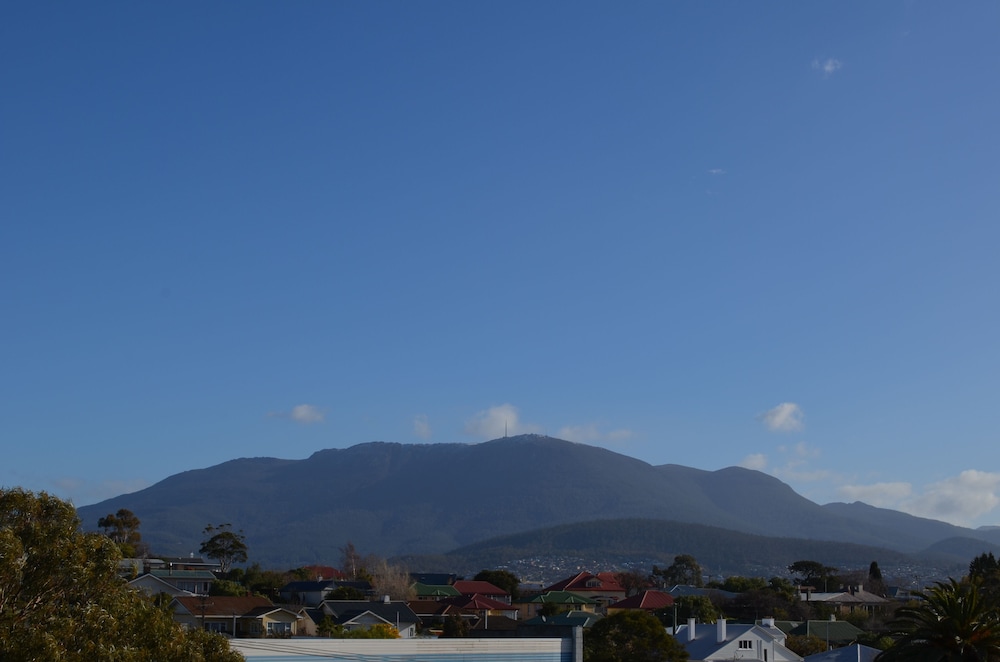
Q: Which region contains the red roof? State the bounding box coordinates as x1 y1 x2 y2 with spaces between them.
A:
543 571 626 594
453 580 507 596
446 594 515 611
610 590 674 610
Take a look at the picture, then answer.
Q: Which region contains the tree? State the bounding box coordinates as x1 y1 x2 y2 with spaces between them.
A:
868 561 887 596
97 508 144 557
878 578 1000 662
441 613 469 638
200 523 248 574
672 594 720 624
340 541 364 580
585 610 690 662
0 488 243 661
788 560 839 591
615 569 649 597
476 569 522 601
786 634 829 657
368 557 414 601
653 555 704 588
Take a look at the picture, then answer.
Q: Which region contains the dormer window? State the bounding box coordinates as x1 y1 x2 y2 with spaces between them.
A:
586 578 601 588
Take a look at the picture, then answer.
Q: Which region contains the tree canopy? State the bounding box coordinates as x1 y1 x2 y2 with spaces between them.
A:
200 523 248 574
585 610 689 662
0 488 243 661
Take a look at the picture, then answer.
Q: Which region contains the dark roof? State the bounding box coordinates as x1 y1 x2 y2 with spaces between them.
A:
523 611 603 627
410 572 456 585
443 594 516 611
173 596 272 617
280 580 338 592
321 600 420 625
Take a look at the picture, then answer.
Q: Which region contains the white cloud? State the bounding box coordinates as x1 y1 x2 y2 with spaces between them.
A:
269 403 326 424
557 423 633 445
290 404 325 424
740 453 768 471
413 414 431 439
464 403 541 439
708 168 726 175
812 58 842 76
837 471 1000 527
760 402 804 432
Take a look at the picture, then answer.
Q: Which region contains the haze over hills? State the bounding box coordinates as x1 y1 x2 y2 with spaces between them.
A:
76 435 1000 571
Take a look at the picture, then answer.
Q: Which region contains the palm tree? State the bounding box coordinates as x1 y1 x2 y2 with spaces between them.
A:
878 578 1000 662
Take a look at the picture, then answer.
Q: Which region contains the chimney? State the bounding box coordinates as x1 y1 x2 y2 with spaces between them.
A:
717 618 727 643
688 617 697 642
762 617 775 628
382 595 391 604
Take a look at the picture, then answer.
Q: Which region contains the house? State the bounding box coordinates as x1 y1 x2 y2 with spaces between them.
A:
541 572 626 611
453 580 510 604
171 596 304 637
780 618 864 647
606 589 674 614
279 579 374 606
412 582 462 600
518 590 599 619
799 587 891 616
318 599 421 638
134 569 216 596
128 572 196 599
674 618 803 662
441 594 519 621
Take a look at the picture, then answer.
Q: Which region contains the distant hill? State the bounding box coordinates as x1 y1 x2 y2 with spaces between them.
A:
398 518 957 582
76 435 1000 569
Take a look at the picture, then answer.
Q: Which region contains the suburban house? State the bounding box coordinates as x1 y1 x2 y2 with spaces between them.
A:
606 589 675 615
452 580 510 604
674 618 803 662
278 579 374 606
317 599 421 638
132 569 215 596
519 591 599 619
171 596 304 637
799 587 891 616
541 572 627 611
776 618 864 647
128 572 196 598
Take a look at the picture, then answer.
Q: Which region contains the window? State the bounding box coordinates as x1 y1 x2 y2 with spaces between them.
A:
267 622 292 635
739 640 754 649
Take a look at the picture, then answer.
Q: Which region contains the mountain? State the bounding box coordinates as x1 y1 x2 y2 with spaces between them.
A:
76 435 998 569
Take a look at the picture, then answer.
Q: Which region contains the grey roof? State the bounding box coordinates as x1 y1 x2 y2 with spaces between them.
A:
675 622 794 662
669 585 740 600
805 644 881 662
320 600 420 626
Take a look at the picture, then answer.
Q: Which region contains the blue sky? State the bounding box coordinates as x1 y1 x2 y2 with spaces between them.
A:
3 2 1000 529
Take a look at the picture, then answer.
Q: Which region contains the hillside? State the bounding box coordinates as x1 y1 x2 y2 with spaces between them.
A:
76 435 1000 568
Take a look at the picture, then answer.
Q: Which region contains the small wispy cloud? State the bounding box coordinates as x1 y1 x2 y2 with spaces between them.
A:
464 404 541 439
413 414 432 439
708 168 726 175
759 402 804 432
812 58 842 76
838 471 1000 526
740 453 768 471
270 404 326 424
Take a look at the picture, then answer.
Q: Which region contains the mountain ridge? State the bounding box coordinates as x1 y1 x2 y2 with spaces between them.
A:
75 434 999 569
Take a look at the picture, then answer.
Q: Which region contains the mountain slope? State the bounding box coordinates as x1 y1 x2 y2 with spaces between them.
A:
76 435 995 568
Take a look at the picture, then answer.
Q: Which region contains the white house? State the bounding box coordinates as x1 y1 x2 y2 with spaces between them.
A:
674 618 803 662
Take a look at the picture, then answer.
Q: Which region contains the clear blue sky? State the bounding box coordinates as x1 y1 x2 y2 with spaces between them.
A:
3 2 999 528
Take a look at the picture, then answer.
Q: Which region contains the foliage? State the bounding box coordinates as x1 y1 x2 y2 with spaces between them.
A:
652 555 703 588
970 552 1000 605
340 541 364 580
672 595 719 624
475 568 522 600
368 557 413 600
788 560 839 591
786 634 829 656
584 610 690 662
441 613 469 638
210 579 248 596
878 578 1000 662
200 524 248 574
321 622 400 639
0 488 242 662
615 569 650 597
240 563 287 600
868 561 887 596
97 508 144 557
328 585 366 600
